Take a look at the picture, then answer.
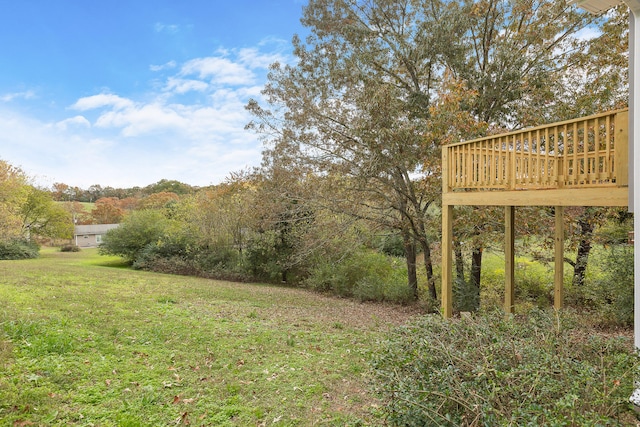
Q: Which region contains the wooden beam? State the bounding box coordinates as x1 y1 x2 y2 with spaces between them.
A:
505 206 515 314
442 204 453 318
443 186 628 207
615 110 629 187
554 206 565 310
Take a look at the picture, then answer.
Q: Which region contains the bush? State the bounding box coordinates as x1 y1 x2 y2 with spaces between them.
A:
99 210 170 263
243 231 285 282
583 245 634 326
60 244 80 252
377 233 406 257
481 253 554 311
305 249 410 303
371 310 638 426
0 239 39 259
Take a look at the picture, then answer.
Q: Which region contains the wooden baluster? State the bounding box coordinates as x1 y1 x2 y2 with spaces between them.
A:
606 114 611 181
583 119 589 184
544 128 550 185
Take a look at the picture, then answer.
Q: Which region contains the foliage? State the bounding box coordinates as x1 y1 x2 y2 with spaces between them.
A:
60 244 80 252
20 187 73 239
91 197 125 224
371 310 638 426
0 160 29 240
99 210 170 263
142 179 194 196
305 249 412 303
0 239 39 259
243 231 286 283
137 191 180 210
377 233 406 258
583 245 634 326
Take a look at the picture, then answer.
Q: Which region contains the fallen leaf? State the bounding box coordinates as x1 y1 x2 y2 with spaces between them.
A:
172 395 181 404
105 379 112 386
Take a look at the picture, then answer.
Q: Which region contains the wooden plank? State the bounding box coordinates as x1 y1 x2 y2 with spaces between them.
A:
615 110 629 187
444 108 628 148
442 204 454 318
443 186 628 207
442 146 449 194
536 129 541 185
606 115 612 179
584 120 589 179
554 206 564 310
573 122 578 185
505 206 515 314
544 128 550 185
510 135 517 189
594 117 601 179
498 137 504 186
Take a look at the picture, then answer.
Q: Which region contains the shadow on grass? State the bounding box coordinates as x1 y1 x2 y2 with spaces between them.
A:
88 258 131 269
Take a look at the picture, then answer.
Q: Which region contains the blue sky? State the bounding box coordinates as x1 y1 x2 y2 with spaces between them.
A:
0 0 306 188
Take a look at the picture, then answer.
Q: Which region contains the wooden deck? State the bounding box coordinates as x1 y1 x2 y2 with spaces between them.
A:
441 109 629 318
442 109 629 206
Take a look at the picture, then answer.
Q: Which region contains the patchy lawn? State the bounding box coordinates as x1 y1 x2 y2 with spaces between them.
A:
0 248 418 426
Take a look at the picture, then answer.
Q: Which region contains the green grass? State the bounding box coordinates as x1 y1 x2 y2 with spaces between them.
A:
0 248 417 426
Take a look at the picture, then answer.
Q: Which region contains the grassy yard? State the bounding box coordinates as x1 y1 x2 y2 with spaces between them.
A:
0 248 418 426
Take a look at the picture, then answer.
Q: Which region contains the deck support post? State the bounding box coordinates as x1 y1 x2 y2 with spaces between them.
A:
504 206 515 314
554 206 564 310
442 204 454 318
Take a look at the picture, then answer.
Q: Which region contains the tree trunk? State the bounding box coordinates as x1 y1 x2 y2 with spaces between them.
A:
416 229 437 301
470 246 483 311
573 209 595 288
402 228 418 300
454 239 465 285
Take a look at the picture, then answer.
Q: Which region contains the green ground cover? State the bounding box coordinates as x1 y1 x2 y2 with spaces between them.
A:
0 248 417 426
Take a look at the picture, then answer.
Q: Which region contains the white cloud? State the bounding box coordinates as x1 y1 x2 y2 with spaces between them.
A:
237 47 286 69
95 103 188 136
55 115 91 130
150 60 177 72
1 90 36 102
164 77 209 94
154 22 179 34
180 57 255 85
72 94 135 111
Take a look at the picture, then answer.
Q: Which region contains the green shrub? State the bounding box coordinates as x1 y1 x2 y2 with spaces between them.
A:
60 244 80 252
481 253 554 311
305 249 410 303
377 233 406 257
0 239 39 259
583 245 634 326
99 210 170 263
371 310 638 426
243 231 284 282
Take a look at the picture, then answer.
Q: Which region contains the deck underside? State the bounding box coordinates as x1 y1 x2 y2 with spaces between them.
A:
443 186 628 207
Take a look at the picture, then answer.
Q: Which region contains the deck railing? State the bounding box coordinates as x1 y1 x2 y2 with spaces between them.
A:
443 109 629 192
